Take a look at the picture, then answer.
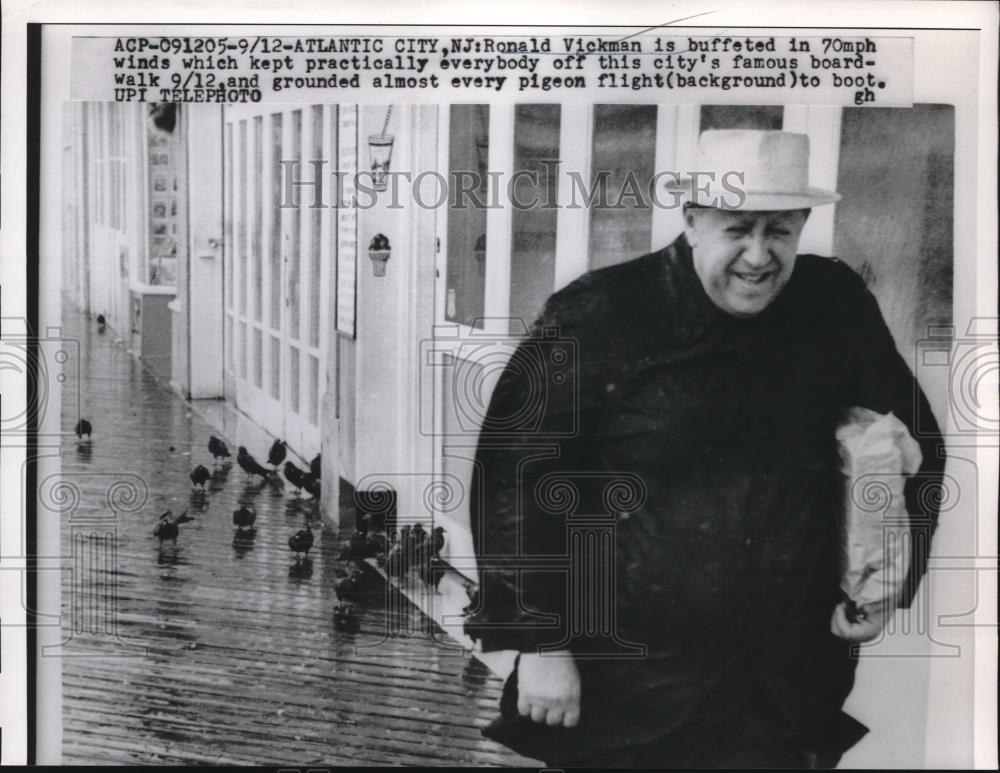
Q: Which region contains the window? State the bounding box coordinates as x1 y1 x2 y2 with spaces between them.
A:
588 105 658 271
699 105 784 132
444 104 489 329
509 104 560 334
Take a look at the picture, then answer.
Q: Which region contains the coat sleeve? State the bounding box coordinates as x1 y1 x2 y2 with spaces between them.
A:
840 267 948 609
465 282 603 654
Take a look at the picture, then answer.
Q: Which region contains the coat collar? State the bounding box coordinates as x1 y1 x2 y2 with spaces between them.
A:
656 232 729 345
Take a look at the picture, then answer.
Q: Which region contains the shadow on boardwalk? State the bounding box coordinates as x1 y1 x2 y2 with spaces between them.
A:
57 301 531 766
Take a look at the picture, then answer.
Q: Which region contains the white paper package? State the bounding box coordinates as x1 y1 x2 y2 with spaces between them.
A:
836 407 924 609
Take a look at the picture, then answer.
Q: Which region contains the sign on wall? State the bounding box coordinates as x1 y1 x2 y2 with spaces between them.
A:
147 105 180 286
336 104 358 338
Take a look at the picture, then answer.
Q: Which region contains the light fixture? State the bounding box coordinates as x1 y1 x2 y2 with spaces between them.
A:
368 233 391 276
368 106 394 192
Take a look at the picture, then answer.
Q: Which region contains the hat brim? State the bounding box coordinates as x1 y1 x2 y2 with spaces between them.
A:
664 176 841 210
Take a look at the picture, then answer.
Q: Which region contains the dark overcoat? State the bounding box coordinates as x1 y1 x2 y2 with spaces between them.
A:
467 233 947 761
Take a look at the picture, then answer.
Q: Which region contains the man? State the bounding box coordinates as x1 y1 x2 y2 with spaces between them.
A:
465 130 947 768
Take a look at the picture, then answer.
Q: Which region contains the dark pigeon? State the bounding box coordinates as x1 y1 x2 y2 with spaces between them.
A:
190 464 210 489
288 526 314 560
418 553 447 590
410 523 428 556
339 529 373 562
284 461 308 493
154 518 179 542
430 526 446 555
154 510 190 542
75 418 92 439
238 446 274 482
232 505 256 531
386 526 411 578
335 570 367 602
267 439 287 468
208 435 231 463
366 531 388 557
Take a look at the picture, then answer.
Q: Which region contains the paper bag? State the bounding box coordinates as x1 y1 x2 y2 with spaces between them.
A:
836 407 923 609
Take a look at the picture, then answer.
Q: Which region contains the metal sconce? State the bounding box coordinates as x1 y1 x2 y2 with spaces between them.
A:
368 105 394 191
369 234 391 276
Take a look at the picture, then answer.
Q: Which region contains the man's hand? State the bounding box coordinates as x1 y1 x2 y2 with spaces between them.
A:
516 650 581 728
830 598 895 643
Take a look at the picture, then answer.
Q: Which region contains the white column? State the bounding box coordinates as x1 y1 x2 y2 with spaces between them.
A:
553 103 593 291
483 104 514 334
652 103 700 249
783 105 842 256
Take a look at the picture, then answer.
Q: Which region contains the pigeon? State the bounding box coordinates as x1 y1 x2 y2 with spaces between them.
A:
238 446 274 482
267 439 287 468
284 461 316 495
75 418 92 439
303 475 321 500
410 523 428 549
154 510 190 542
284 461 306 493
418 553 448 590
335 570 367 602
389 524 431 579
339 529 373 562
333 602 360 632
232 504 256 531
416 526 447 589
365 530 388 557
154 516 179 542
288 526 315 560
96 314 106 332
208 436 231 463
430 526 446 555
189 464 210 489
310 453 322 479
385 526 411 578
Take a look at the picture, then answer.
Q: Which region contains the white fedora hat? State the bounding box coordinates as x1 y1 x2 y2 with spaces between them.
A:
666 129 841 210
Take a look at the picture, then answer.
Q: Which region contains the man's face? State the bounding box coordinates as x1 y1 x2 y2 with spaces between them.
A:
684 207 809 318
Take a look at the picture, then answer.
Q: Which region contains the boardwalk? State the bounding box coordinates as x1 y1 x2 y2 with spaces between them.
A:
58 302 533 766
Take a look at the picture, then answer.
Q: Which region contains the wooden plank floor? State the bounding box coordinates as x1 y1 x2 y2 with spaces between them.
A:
58 302 534 766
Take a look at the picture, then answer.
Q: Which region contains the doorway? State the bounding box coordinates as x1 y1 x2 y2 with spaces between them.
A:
222 104 334 459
